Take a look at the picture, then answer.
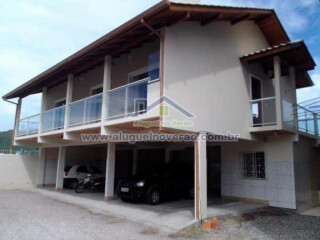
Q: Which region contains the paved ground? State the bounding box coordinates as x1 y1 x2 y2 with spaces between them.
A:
29 188 262 230
1 190 320 240
303 206 320 217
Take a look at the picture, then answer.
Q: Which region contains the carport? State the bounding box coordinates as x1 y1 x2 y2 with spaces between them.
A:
37 136 223 221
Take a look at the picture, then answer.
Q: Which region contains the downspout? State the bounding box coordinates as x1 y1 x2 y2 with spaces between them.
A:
140 19 165 131
3 98 18 153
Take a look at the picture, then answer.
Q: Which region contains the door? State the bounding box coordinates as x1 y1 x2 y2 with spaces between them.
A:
251 77 263 126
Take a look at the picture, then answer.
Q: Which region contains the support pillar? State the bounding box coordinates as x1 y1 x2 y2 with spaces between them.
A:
64 74 73 131
101 55 112 135
14 98 22 138
38 87 47 140
105 143 116 201
289 67 298 129
274 55 283 128
194 132 207 220
55 147 66 191
36 148 46 187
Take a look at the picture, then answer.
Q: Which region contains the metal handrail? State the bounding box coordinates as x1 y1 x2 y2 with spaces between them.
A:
249 96 276 103
106 77 150 94
42 105 66 114
19 113 40 122
69 93 103 106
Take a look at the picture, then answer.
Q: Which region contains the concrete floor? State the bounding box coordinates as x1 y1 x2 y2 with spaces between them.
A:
30 188 263 230
302 206 320 217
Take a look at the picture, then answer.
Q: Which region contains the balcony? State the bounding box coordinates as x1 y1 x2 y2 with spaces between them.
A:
68 93 102 127
250 97 320 138
17 114 40 137
106 78 149 119
42 106 65 132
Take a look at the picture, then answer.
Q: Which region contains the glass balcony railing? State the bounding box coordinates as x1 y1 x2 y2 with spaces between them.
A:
68 93 102 127
106 78 149 119
42 106 65 132
17 114 40 136
282 99 296 128
296 105 316 135
250 97 277 127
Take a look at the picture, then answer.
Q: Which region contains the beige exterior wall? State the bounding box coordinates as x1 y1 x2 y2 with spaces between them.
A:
111 39 160 88
163 21 271 140
46 82 67 110
72 65 104 102
0 154 39 189
293 136 320 212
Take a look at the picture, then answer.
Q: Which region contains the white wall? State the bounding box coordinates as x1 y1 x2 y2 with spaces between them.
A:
220 135 296 209
163 21 270 140
0 154 38 189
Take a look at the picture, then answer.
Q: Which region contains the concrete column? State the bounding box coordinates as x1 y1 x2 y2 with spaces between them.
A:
105 143 116 200
64 74 74 130
38 87 47 137
36 148 46 187
289 67 298 129
101 55 112 134
194 132 207 220
132 148 138 175
14 98 22 137
274 55 283 128
55 147 66 191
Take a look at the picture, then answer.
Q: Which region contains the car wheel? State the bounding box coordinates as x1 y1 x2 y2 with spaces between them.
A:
69 179 78 189
147 188 161 205
188 186 195 199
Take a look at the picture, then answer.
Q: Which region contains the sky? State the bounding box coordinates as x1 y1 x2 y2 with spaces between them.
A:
0 0 319 131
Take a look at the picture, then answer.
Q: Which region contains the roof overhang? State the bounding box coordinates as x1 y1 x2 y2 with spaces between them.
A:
240 40 316 89
3 0 292 100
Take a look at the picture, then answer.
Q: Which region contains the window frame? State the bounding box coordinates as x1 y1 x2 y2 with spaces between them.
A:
242 152 266 180
54 97 66 108
90 84 103 96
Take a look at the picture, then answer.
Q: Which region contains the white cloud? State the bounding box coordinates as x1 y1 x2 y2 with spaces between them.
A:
0 0 319 130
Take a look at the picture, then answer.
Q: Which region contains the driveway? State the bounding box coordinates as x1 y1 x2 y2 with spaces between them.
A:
28 188 263 230
1 190 320 240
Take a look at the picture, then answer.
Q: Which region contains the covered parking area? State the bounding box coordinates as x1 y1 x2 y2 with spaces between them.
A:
36 136 259 222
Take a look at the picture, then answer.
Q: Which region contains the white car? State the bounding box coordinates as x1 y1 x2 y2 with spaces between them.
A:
64 165 105 189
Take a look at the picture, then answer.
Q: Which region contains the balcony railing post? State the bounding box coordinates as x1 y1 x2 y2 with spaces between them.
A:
125 86 129 116
83 99 87 124
305 110 308 133
314 113 318 137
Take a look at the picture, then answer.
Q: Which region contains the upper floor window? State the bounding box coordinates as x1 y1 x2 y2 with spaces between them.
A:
90 84 103 96
55 98 66 108
128 52 160 83
242 152 265 179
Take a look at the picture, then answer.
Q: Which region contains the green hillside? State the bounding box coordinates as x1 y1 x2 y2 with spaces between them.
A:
0 130 38 151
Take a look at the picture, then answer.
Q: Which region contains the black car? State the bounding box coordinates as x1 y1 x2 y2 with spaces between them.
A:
117 163 194 205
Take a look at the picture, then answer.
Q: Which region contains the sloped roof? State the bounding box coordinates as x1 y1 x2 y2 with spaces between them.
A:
3 0 293 99
241 40 315 88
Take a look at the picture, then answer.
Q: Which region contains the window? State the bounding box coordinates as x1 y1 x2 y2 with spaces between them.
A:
128 52 160 83
242 152 265 179
90 84 103 96
54 98 66 108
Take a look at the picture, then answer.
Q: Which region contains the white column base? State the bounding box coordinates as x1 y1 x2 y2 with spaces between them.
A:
105 143 116 200
55 147 66 191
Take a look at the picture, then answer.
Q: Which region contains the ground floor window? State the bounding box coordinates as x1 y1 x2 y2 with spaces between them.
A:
242 152 265 179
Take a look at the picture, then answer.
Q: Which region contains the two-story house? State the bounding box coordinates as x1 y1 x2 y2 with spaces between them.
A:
3 0 320 220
